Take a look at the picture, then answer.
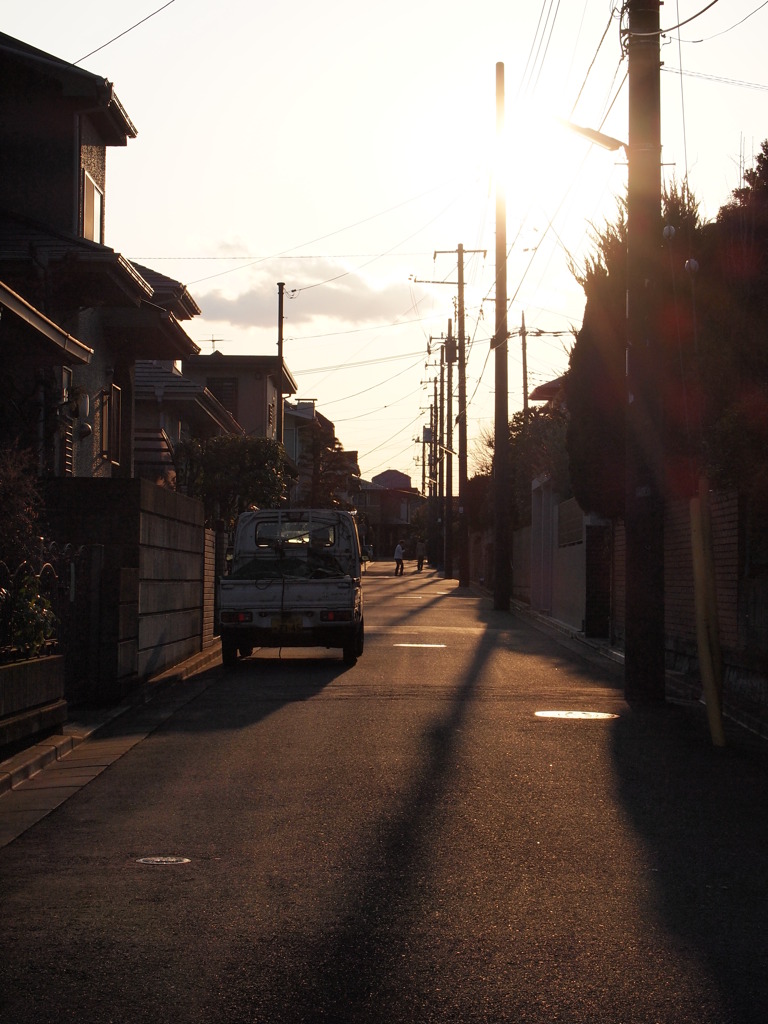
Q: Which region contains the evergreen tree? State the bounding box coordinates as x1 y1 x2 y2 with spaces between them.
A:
565 182 703 516
295 417 359 509
699 139 768 500
173 435 290 527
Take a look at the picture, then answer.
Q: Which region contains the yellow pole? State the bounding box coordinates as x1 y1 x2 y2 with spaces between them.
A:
690 482 726 747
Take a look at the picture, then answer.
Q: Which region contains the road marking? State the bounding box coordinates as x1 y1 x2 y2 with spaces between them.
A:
535 710 619 720
394 643 447 648
136 856 191 865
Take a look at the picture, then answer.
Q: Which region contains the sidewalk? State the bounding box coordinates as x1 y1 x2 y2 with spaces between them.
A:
0 641 222 798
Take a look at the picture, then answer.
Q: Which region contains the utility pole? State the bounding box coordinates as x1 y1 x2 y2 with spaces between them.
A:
430 249 485 587
432 379 438 498
276 282 285 445
445 319 455 579
438 345 445 569
493 62 510 610
624 0 665 701
521 311 529 426
421 427 427 496
457 244 470 588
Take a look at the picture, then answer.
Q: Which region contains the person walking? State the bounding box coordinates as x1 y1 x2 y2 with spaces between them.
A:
415 538 426 572
394 540 404 576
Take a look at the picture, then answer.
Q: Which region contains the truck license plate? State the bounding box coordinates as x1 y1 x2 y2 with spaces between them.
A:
272 615 303 632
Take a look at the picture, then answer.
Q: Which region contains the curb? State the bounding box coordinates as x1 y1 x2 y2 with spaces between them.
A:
0 641 222 797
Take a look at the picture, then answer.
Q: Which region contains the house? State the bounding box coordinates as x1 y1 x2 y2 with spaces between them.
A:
0 32 201 479
134 360 245 485
357 470 423 558
0 32 221 743
182 352 297 442
284 400 360 509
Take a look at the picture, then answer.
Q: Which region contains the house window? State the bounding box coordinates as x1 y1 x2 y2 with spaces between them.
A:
58 366 74 476
82 171 104 243
206 377 238 420
100 383 122 465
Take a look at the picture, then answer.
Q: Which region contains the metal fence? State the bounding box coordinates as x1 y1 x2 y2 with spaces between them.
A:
0 540 86 664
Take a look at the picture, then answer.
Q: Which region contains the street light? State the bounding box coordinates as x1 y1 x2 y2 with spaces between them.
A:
559 119 627 154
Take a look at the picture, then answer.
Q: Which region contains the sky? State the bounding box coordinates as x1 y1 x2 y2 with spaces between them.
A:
5 1 768 484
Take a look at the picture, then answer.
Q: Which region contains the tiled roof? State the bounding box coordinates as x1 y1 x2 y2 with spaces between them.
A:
0 32 136 144
131 263 202 320
135 360 244 434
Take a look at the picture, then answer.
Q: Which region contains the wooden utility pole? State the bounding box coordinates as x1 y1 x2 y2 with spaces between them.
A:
277 282 285 445
457 242 469 588
431 251 484 586
521 311 528 426
624 0 665 700
445 320 454 579
493 62 510 609
439 350 445 516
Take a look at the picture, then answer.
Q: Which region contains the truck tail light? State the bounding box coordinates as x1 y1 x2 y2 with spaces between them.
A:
320 609 352 622
220 611 253 624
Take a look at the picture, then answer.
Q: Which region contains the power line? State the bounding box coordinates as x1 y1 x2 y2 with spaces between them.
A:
75 1 176 64
294 351 424 376
675 0 768 41
185 174 482 286
129 253 432 261
661 67 768 91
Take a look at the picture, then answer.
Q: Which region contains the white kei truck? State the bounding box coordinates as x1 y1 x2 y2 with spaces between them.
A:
218 508 365 667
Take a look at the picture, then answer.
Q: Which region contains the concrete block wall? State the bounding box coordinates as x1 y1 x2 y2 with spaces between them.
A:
136 481 205 679
44 478 208 702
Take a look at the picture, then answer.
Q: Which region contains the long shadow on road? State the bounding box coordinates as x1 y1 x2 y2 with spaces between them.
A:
611 702 768 1023
262 621 495 1024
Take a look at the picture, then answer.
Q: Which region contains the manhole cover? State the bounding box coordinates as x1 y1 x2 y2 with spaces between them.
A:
136 856 191 865
535 710 619 720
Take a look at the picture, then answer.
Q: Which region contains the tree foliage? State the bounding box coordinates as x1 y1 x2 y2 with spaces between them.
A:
295 418 359 509
174 435 290 528
474 405 571 530
566 150 768 514
565 182 704 515
698 138 768 501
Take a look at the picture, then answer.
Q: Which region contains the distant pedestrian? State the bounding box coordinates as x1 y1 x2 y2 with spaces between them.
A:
415 538 426 572
394 540 404 576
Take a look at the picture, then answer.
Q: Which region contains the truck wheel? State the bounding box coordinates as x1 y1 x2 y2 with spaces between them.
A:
221 636 238 667
342 640 357 666
343 622 363 666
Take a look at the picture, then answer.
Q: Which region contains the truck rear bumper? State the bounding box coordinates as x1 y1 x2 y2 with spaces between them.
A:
219 622 357 651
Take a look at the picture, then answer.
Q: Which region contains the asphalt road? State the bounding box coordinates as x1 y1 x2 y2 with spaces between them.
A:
2 561 767 1023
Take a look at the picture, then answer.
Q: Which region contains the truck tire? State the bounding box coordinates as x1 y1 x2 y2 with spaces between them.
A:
343 621 364 666
342 642 357 666
221 635 238 667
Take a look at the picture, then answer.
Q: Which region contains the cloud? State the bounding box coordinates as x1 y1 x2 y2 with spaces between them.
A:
195 256 418 333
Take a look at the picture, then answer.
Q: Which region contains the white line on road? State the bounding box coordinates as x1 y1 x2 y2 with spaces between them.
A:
393 643 447 648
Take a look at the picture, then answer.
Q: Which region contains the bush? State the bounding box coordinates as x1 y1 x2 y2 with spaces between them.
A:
0 442 42 568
